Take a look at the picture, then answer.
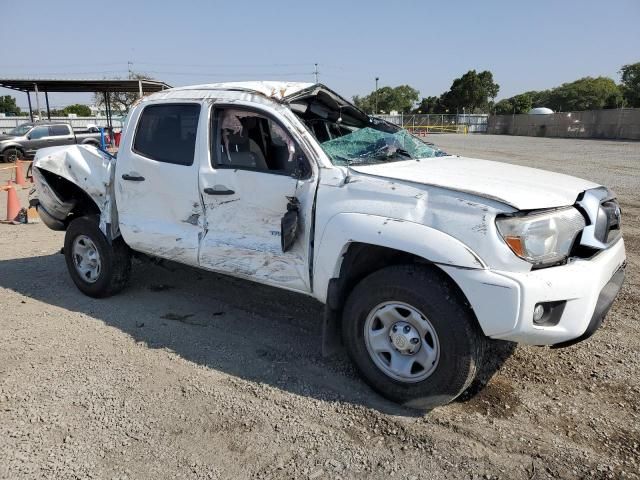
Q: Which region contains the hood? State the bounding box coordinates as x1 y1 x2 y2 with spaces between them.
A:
352 156 600 210
0 134 16 141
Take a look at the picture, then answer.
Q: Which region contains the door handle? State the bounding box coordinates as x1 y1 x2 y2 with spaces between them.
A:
122 173 145 181
204 187 235 195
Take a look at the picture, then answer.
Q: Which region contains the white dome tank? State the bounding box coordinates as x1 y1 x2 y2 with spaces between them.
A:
528 107 554 115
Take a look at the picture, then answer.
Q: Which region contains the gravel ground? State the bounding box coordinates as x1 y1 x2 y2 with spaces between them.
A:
0 135 638 479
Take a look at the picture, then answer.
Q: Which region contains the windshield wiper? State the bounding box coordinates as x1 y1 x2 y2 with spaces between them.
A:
371 144 413 161
394 148 412 159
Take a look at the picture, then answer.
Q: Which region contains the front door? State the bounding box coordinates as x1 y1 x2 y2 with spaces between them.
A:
115 102 203 266
24 125 50 157
198 105 317 293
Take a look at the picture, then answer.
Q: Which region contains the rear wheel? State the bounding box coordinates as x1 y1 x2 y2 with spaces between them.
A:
64 216 131 298
342 264 486 410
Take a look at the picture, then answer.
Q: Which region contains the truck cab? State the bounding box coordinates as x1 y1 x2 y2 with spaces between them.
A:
31 82 626 409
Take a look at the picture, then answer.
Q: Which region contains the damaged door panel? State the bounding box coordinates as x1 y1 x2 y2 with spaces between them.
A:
197 104 317 293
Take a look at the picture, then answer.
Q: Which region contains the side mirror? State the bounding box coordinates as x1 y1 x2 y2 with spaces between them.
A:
291 155 310 179
281 197 300 252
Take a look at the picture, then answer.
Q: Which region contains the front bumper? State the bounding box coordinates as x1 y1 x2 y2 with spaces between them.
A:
551 265 625 348
442 238 626 346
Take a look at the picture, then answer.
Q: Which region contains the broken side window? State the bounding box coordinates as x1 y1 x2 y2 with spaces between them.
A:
214 108 305 176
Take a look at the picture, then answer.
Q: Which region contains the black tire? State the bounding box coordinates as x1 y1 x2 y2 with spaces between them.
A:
64 216 131 298
342 264 486 410
2 147 23 163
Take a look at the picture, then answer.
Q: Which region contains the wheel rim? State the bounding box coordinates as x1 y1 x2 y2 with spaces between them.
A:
6 149 18 162
364 301 440 383
72 235 102 283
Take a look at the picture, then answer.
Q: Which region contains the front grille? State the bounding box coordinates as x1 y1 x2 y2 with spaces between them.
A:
576 187 621 251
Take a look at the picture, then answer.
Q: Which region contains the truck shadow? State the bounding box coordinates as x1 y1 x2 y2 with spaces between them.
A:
0 252 512 417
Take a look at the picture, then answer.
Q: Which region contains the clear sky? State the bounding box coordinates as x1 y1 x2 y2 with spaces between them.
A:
1 0 639 109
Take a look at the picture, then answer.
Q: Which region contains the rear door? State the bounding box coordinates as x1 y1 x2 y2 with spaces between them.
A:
115 102 204 266
48 124 76 147
198 103 318 293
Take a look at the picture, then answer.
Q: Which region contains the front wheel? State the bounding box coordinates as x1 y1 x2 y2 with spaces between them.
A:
342 265 486 410
2 147 22 163
64 216 131 298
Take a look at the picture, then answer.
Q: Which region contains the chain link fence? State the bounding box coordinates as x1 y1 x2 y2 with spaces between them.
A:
376 114 488 134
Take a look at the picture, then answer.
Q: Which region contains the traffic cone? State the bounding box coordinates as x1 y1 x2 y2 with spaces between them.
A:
3 181 21 223
14 161 27 187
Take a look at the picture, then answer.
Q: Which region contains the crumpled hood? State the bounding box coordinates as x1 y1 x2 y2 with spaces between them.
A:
352 156 600 210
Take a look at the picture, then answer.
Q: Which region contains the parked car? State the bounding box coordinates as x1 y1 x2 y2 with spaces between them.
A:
29 82 626 409
0 121 105 162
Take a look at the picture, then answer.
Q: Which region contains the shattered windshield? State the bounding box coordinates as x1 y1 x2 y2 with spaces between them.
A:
291 87 447 166
321 126 439 166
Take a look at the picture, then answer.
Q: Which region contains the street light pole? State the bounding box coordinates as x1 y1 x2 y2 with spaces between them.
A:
375 77 379 115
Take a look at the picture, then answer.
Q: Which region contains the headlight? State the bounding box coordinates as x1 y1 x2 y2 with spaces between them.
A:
496 207 585 267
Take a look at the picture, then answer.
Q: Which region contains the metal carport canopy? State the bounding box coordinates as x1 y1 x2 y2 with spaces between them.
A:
0 78 172 125
0 78 171 93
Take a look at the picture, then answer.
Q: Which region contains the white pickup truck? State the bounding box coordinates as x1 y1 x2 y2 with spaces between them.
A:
31 82 626 409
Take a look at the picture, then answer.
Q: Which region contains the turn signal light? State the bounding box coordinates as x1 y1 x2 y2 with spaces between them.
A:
505 236 524 257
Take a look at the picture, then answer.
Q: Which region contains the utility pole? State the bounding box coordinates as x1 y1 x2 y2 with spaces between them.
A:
375 77 379 115
127 61 133 79
314 63 319 83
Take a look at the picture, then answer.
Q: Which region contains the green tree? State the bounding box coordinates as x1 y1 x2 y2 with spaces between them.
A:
494 93 533 115
92 72 154 114
441 70 499 113
620 62 640 107
494 99 514 114
63 104 92 116
353 84 420 114
511 93 532 113
0 95 21 115
413 95 447 114
546 77 621 111
522 90 551 108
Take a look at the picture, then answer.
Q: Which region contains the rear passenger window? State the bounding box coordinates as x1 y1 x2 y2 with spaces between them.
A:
133 104 200 166
50 125 70 136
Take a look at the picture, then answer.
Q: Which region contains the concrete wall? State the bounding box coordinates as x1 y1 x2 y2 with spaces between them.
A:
487 109 640 140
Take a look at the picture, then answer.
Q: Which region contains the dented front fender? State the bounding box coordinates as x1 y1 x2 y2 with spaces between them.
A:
32 145 119 239
312 212 486 302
